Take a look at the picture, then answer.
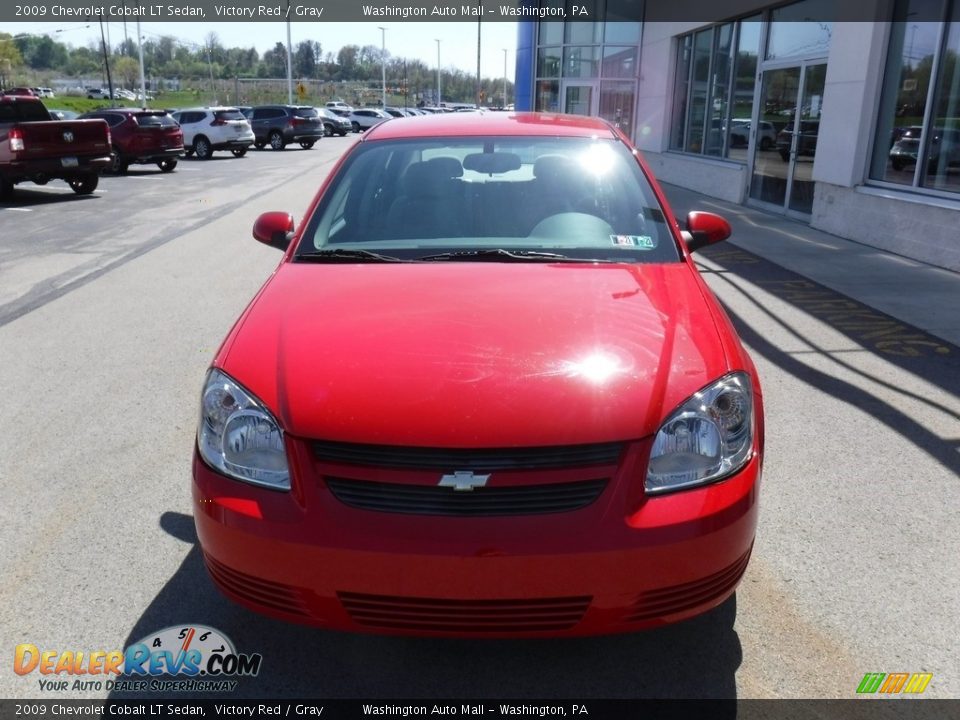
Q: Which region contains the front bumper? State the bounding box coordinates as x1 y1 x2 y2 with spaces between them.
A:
193 438 760 637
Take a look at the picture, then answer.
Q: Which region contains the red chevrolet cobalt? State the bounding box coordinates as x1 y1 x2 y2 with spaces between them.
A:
193 112 763 636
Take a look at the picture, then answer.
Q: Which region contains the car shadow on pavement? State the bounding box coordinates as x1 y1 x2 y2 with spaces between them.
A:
0 186 101 205
698 246 960 478
108 511 742 703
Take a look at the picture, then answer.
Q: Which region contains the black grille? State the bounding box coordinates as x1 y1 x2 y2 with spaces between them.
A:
339 592 591 632
313 440 623 470
325 478 608 516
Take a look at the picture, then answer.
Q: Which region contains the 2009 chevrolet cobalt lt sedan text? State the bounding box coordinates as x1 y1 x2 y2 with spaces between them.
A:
193 112 764 636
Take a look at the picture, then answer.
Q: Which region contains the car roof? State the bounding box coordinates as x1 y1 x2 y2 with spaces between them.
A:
363 111 617 141
176 106 240 112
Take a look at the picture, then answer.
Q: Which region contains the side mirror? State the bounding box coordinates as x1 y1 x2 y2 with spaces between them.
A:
253 212 294 251
684 211 732 253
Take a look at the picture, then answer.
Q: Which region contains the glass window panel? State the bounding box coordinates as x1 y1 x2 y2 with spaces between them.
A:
537 47 562 78
728 17 762 163
566 15 603 44
564 46 600 78
686 29 713 153
600 80 636 138
601 46 638 78
870 0 942 185
540 22 564 46
605 22 642 44
923 7 960 192
671 34 692 150
535 79 560 112
766 0 834 60
564 84 594 115
705 23 733 157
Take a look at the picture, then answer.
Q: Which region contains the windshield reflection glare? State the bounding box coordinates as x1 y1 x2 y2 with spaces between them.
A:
300 136 678 264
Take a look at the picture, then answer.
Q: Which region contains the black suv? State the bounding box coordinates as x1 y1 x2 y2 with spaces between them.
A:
243 105 325 150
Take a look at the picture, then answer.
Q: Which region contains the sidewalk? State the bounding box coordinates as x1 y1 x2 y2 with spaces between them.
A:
660 183 960 349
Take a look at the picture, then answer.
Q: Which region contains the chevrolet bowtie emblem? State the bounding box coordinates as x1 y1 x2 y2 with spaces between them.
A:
438 471 490 492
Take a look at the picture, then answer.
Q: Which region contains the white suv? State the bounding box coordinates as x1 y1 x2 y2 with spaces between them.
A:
171 107 254 159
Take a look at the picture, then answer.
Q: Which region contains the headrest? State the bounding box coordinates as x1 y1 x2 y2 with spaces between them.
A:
402 157 464 195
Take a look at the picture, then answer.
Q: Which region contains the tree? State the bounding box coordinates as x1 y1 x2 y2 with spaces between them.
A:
114 56 139 89
0 34 24 86
294 40 319 78
261 42 287 78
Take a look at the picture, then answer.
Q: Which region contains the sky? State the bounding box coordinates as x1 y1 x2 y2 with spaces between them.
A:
6 21 518 79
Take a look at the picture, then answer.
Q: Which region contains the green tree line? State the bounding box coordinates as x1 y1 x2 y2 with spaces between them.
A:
1 31 513 105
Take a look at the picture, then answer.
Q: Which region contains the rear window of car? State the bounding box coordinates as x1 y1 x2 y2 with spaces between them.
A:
0 101 53 123
214 110 245 121
135 113 177 127
300 136 678 264
294 107 319 118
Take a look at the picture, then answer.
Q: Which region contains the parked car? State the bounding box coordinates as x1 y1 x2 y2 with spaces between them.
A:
2 87 36 97
85 88 116 100
348 108 391 132
777 120 819 161
318 108 351 137
78 108 183 173
728 119 776 150
170 107 254 159
325 101 354 117
0 95 111 196
245 105 325 150
193 112 764 637
889 126 960 172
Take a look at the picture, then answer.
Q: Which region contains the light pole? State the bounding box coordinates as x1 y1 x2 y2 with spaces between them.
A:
435 38 441 106
286 0 293 104
502 48 508 109
378 26 387 109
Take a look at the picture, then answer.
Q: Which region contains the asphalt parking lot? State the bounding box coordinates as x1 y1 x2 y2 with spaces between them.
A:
1 137 957 701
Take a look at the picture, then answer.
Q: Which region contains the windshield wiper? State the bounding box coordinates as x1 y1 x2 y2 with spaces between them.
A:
418 249 612 263
297 249 410 263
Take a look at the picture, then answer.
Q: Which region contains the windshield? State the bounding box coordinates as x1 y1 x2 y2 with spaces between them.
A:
298 136 678 263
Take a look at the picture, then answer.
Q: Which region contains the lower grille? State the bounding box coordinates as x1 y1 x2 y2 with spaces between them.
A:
204 553 312 618
326 477 607 516
339 592 591 633
623 548 752 623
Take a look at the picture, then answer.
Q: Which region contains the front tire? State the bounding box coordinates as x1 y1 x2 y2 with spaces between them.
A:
157 158 177 172
269 131 286 150
193 136 213 160
68 174 98 195
299 140 315 149
111 147 129 174
352 121 361 133
323 124 333 137
231 148 248 157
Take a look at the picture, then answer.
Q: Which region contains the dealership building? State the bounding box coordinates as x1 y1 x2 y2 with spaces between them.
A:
514 0 960 271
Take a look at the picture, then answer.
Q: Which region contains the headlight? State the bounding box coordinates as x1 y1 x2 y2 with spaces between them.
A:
646 372 754 495
197 368 290 491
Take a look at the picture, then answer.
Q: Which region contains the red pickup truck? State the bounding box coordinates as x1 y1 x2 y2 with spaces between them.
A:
0 95 112 197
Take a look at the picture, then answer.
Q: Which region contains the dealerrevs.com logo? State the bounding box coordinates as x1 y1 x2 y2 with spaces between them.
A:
14 625 262 693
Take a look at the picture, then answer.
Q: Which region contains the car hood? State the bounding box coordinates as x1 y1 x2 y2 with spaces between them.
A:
221 262 730 446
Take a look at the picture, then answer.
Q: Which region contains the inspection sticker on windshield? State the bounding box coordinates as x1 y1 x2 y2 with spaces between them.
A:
611 235 656 249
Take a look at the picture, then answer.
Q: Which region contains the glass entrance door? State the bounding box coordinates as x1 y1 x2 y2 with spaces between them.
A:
748 62 826 215
562 82 597 116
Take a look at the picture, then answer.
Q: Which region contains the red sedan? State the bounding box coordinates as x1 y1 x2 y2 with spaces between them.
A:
193 112 763 636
